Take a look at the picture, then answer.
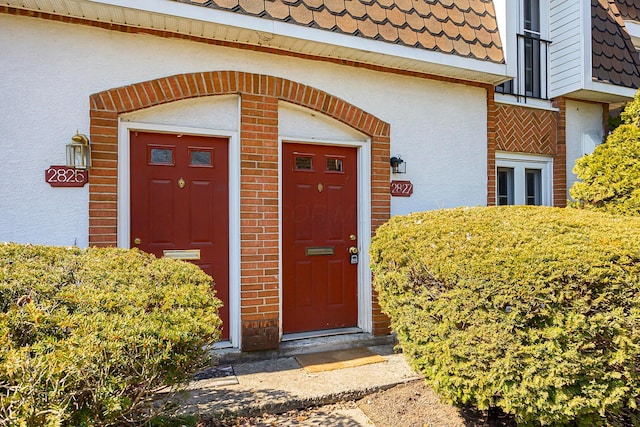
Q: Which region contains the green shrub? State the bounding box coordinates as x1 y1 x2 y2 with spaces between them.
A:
370 206 640 426
0 243 222 426
570 124 640 215
570 89 640 216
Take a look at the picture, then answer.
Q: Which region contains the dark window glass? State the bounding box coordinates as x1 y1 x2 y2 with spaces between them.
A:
295 156 313 170
190 150 212 166
525 169 542 205
497 167 514 206
326 158 343 172
150 148 173 165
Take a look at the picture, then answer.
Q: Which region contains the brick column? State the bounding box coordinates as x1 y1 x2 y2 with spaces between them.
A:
552 97 567 207
486 85 497 205
239 94 281 351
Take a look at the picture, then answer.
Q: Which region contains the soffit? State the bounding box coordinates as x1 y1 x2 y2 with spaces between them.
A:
3 0 508 84
176 0 504 64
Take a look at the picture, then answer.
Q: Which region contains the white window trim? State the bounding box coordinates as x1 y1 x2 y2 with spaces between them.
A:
496 152 553 206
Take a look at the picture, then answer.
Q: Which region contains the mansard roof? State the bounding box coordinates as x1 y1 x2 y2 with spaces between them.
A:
592 0 640 89
175 0 504 63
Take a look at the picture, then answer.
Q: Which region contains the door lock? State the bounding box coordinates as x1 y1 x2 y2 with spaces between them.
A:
133 238 141 245
349 246 359 254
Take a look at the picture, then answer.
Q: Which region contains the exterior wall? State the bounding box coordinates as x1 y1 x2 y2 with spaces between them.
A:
565 99 606 199
494 102 567 206
549 0 584 98
0 13 492 350
0 13 489 245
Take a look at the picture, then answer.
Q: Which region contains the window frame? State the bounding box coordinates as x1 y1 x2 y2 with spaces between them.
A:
495 152 553 206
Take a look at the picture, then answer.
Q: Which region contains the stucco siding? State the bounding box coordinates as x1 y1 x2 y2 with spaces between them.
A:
565 100 605 200
0 14 488 246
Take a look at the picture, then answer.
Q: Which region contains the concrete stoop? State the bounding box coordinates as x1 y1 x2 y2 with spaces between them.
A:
178 334 421 421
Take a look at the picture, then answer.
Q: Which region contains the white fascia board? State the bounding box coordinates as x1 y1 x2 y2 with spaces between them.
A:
586 80 637 100
86 0 506 81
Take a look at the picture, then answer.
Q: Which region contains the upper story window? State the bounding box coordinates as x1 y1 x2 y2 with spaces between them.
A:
496 0 551 101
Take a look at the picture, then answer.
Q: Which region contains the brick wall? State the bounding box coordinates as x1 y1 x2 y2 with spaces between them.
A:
89 71 391 350
494 101 567 207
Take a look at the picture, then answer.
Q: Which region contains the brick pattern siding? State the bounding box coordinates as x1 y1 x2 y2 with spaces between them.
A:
494 102 567 207
88 71 391 350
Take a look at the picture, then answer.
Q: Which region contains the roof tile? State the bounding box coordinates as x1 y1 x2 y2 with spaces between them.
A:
345 0 367 18
417 29 437 50
378 20 400 41
313 7 337 29
613 0 640 21
290 2 314 25
366 2 388 23
336 11 359 33
406 9 426 31
442 19 461 38
265 1 291 19
176 0 504 64
430 2 450 21
324 0 347 13
357 16 379 38
211 0 238 9
398 24 419 46
386 5 407 26
592 0 640 89
394 0 414 13
238 0 265 15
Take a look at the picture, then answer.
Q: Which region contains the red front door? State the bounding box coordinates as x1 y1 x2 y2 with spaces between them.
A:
282 143 359 334
130 131 230 340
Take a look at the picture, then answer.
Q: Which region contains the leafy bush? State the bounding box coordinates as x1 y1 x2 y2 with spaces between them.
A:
570 90 640 215
0 243 222 426
370 206 640 426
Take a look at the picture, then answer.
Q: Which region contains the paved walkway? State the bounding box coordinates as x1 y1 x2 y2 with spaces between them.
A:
178 342 421 424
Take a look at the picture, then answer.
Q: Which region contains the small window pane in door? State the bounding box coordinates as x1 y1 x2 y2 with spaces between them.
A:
497 167 514 206
326 158 343 172
295 156 313 171
525 169 542 205
149 147 174 165
190 149 213 167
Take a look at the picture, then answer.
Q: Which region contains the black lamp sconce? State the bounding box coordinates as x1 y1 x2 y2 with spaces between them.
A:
390 156 406 174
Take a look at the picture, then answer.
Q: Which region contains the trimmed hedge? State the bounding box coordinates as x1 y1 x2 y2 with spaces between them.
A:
0 243 222 426
371 206 640 426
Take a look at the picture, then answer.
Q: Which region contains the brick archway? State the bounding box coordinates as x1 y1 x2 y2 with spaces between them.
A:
88 71 392 346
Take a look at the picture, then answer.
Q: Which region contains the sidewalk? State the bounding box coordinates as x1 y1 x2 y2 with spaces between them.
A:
177 340 421 424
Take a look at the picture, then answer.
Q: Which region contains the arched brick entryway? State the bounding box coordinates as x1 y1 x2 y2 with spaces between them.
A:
88 71 391 349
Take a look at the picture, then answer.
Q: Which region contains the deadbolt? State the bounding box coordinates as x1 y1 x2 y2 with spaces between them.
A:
349 234 357 241
349 246 359 255
134 238 141 245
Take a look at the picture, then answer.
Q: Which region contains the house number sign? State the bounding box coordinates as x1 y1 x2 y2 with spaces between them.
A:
390 180 413 197
45 166 89 187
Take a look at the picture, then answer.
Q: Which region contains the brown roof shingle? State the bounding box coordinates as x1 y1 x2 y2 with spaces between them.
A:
592 0 640 89
613 0 640 22
175 0 504 63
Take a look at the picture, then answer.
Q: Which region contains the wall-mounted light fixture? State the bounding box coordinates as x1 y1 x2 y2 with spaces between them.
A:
390 156 406 174
66 131 91 169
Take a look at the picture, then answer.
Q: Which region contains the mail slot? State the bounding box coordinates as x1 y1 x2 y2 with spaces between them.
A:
305 246 335 256
163 249 201 260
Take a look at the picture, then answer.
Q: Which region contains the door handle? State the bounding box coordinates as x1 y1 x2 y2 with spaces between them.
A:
133 238 141 245
349 246 359 254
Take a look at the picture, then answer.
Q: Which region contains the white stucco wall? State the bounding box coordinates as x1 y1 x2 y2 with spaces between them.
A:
565 100 605 200
0 14 488 246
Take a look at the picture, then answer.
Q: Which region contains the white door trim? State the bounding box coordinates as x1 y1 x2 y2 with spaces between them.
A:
278 136 373 339
118 120 241 348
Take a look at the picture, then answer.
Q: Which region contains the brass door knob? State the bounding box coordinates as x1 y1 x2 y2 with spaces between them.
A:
349 246 359 254
133 238 141 245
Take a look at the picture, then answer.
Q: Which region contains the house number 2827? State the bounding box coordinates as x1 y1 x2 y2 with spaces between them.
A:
390 180 413 197
45 166 89 187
